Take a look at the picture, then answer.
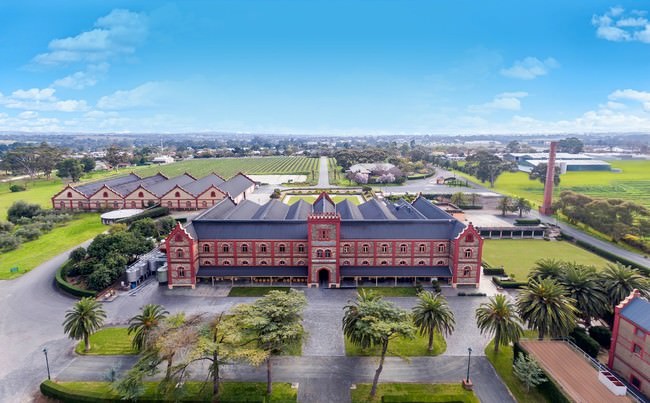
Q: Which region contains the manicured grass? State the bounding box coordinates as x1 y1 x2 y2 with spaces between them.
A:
0 213 105 279
482 239 610 279
228 286 293 297
484 333 549 403
46 380 297 402
75 327 138 355
0 178 63 219
345 331 446 357
351 383 479 403
358 287 420 297
283 194 364 205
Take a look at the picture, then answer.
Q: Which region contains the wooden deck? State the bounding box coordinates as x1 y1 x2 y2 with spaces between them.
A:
520 340 630 403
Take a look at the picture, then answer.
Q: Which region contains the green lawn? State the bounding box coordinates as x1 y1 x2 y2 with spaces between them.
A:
0 178 63 219
44 380 297 402
358 287 420 297
482 239 610 279
453 160 650 209
228 286 294 297
283 194 365 205
351 383 479 403
345 331 446 357
75 327 138 355
484 334 549 403
0 213 105 279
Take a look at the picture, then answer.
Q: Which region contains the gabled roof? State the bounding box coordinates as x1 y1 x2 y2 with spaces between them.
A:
252 199 290 219
218 173 255 197
358 198 394 219
313 192 336 214
336 199 363 220
411 196 455 219
75 173 141 196
114 173 168 196
286 199 312 220
183 173 226 196
620 293 650 332
147 173 196 197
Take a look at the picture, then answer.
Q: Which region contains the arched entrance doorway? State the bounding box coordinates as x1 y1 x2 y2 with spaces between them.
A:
317 269 330 287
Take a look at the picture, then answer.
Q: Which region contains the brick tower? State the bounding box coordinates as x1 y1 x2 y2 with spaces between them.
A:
539 141 557 215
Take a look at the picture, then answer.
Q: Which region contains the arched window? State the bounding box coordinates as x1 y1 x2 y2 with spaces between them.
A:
399 260 407 266
362 244 369 253
178 267 186 278
202 201 208 207
138 191 144 197
260 244 267 253
175 191 181 197
381 244 388 253
203 244 211 253
242 260 249 265
167 201 173 207
176 249 184 258
419 244 426 253
438 244 446 253
316 250 323 258
279 260 286 265
400 244 408 253
103 191 108 198
222 244 230 253
437 260 445 265
380 260 388 265
466 235 474 243
418 260 426 265
223 260 231 265
241 244 248 253
464 249 472 258
210 191 216 197
279 244 286 253
325 249 331 258
203 260 211 265
343 260 351 265
67 191 72 198
463 266 471 276
60 201 66 208
297 260 305 265
343 245 350 253
260 260 268 265
362 260 370 266
298 244 305 253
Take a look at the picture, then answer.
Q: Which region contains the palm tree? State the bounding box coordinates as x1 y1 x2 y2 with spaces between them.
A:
516 278 578 340
600 263 650 308
528 259 563 281
128 304 169 351
515 197 532 217
62 297 107 352
559 264 608 326
475 294 523 353
412 291 455 351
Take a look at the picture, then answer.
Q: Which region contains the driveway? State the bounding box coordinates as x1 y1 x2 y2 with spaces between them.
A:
317 156 330 188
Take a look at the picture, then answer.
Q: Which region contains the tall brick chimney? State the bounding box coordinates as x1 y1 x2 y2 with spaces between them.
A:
539 141 557 215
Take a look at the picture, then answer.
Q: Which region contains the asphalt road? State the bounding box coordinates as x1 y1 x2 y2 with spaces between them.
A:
317 156 330 187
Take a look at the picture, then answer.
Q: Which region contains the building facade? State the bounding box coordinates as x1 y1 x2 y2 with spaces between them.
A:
51 172 256 211
165 193 483 289
608 289 650 397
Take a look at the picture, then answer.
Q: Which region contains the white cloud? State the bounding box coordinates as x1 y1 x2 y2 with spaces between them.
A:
97 82 163 110
468 92 528 113
0 87 88 112
52 63 109 89
609 88 650 111
17 111 38 119
11 88 56 101
592 7 650 43
34 9 148 65
500 57 559 80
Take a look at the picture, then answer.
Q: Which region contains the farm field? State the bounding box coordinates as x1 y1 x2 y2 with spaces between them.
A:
482 239 610 279
453 160 650 208
0 213 105 279
283 194 365 205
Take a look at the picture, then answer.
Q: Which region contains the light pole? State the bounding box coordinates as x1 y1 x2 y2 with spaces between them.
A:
466 347 472 383
43 347 51 380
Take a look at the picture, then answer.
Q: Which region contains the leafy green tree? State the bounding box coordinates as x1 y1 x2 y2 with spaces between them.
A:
529 163 560 186
233 290 307 395
412 291 455 352
7 200 42 223
56 158 84 182
463 151 515 188
80 156 96 173
128 304 169 351
450 192 467 207
129 218 159 239
559 264 608 326
557 137 583 153
343 291 415 398
475 294 523 353
599 263 650 308
513 353 547 392
62 297 107 352
497 196 515 217
517 278 578 340
69 247 87 263
514 197 532 217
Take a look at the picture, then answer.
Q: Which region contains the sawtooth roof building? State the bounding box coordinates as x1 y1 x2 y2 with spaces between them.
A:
165 193 483 289
51 172 256 211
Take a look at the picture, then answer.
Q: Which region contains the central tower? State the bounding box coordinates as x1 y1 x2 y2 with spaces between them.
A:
307 193 341 287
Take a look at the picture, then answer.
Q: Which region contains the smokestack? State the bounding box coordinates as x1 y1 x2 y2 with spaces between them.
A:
539 141 557 215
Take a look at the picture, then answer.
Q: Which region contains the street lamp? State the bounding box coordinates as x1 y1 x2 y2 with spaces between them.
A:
43 347 51 380
466 347 472 383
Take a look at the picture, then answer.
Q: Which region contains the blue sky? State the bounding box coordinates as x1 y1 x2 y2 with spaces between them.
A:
1 1 649 135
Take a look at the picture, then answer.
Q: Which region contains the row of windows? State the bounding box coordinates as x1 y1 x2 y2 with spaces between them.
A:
198 243 455 255
185 246 473 259
342 243 446 254
207 243 304 254
66 190 220 199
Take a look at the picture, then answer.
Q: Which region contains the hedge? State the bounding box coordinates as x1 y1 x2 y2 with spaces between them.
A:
569 328 600 358
563 235 650 276
457 292 487 297
55 262 97 298
492 276 527 289
483 267 505 276
514 218 541 226
456 205 484 210
115 206 169 225
589 326 612 349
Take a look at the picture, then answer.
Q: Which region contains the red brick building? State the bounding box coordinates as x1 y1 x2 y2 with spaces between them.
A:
165 193 483 289
608 289 650 397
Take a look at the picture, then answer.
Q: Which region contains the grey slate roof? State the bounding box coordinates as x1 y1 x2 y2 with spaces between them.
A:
336 199 363 219
195 198 237 220
340 220 464 239
197 266 308 277
192 221 308 239
112 173 168 196
146 173 196 196
411 196 455 219
313 194 336 214
252 199 290 219
340 266 452 277
182 173 225 196
286 199 312 220
75 173 141 196
219 173 255 197
620 297 650 332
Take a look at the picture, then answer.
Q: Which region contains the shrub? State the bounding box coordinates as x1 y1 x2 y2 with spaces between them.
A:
70 247 87 263
457 292 487 296
0 221 15 233
569 327 600 358
156 216 177 236
129 218 158 239
55 263 97 298
9 184 26 192
431 279 441 293
589 326 612 349
14 225 42 241
0 233 21 251
115 206 170 225
514 218 541 226
87 265 114 291
7 200 43 224
36 220 54 233
483 266 505 276
492 276 527 289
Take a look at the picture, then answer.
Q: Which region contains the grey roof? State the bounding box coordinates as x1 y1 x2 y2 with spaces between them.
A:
196 198 238 220
182 173 225 196
313 194 336 214
225 200 263 219
358 198 397 219
112 173 168 196
286 199 312 220
340 220 465 239
386 199 428 219
340 266 452 277
146 173 196 196
197 266 308 277
252 199 290 219
620 297 650 332
219 173 255 197
411 197 455 219
336 199 363 219
192 221 308 239
75 173 141 196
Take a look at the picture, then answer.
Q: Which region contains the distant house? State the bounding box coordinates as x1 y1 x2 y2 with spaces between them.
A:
151 156 175 164
608 289 650 398
347 163 395 175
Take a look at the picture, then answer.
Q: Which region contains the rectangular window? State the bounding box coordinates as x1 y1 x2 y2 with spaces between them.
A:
633 344 642 355
631 375 641 389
